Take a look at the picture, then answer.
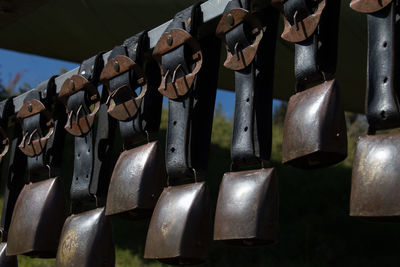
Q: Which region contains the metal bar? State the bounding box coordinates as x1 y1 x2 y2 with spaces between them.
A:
8 0 230 114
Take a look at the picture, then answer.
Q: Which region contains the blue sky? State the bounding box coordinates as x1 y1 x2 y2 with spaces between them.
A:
0 48 280 118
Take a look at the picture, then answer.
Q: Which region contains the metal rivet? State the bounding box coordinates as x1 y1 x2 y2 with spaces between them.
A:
167 35 173 46
227 13 234 26
28 104 32 112
113 61 120 72
69 80 75 90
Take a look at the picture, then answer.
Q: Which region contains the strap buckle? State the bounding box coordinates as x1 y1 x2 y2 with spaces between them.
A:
100 55 147 121
59 75 100 136
16 99 54 157
281 0 325 43
216 8 263 70
153 29 203 99
350 0 392 13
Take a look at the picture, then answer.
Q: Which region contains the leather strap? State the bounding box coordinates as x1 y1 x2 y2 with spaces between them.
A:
107 32 162 149
21 78 66 181
118 59 162 149
79 54 104 85
283 0 311 25
224 2 279 169
159 4 201 85
90 91 117 206
70 55 105 207
0 134 26 241
366 2 400 131
164 4 221 184
71 92 115 210
284 0 341 89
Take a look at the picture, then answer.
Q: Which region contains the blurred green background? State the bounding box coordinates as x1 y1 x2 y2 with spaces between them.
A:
2 102 398 267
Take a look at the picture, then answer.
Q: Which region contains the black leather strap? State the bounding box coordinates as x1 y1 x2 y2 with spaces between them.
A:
225 3 279 169
164 4 221 184
287 0 341 89
0 134 26 241
283 0 311 25
108 32 145 101
79 54 104 84
90 91 116 206
108 32 162 149
159 4 201 85
70 55 104 206
21 78 66 181
366 2 400 131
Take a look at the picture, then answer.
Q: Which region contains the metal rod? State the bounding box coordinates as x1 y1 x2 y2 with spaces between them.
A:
9 0 231 114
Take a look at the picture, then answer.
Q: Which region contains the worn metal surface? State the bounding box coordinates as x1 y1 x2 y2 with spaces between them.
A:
7 177 66 258
56 207 115 267
0 243 17 267
350 132 400 218
350 0 392 13
282 79 347 169
281 0 325 43
106 141 166 219
144 182 210 265
153 29 202 99
216 8 263 70
214 168 279 245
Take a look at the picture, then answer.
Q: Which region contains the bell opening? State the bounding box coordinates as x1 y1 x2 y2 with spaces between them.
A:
220 237 276 247
106 208 153 220
23 250 57 259
349 215 400 223
158 256 206 266
283 150 347 169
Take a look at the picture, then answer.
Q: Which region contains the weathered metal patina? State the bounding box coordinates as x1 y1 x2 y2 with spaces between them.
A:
7 177 66 258
106 141 165 219
56 208 115 267
282 80 347 169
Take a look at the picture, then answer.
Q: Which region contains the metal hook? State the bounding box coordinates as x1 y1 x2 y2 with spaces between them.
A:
145 130 150 144
105 89 118 105
46 164 52 179
93 194 99 208
66 110 74 129
234 42 240 61
21 131 29 148
163 69 170 91
76 105 83 124
191 168 198 183
28 129 42 156
27 129 39 145
172 64 187 85
293 10 299 31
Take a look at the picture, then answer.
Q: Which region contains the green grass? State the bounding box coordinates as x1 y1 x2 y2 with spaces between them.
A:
9 110 400 266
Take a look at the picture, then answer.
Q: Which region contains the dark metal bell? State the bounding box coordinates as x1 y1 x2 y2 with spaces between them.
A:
144 182 210 265
350 132 400 219
56 207 115 267
282 79 347 169
0 243 17 267
105 141 166 219
7 177 66 258
214 168 279 246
